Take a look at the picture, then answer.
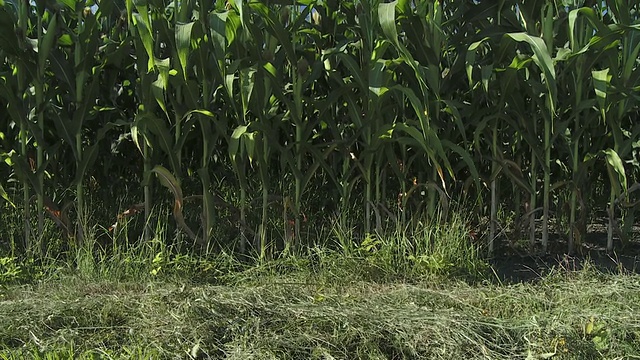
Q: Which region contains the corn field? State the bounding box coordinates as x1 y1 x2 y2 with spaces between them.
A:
0 0 639 259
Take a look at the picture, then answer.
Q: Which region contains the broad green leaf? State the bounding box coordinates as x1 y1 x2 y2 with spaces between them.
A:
0 182 15 208
152 73 168 116
505 33 557 113
603 148 627 197
39 13 58 75
132 12 155 70
57 0 78 10
228 0 244 28
0 77 27 125
379 1 399 47
50 108 79 159
390 85 450 178
442 139 481 194
182 109 215 120
131 121 145 155
209 11 228 60
568 8 607 51
72 144 99 186
155 57 170 88
592 68 611 118
175 22 194 80
225 11 241 48
71 77 99 137
57 33 73 46
240 66 256 119
244 131 256 163
466 37 490 88
0 8 20 57
333 52 366 90
146 115 180 175
369 59 389 97
229 125 248 162
49 49 75 97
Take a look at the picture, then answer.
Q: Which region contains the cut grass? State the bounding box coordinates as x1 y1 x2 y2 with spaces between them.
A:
1 264 640 359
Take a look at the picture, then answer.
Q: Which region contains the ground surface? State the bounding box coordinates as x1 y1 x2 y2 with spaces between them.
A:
1 267 640 359
491 220 640 283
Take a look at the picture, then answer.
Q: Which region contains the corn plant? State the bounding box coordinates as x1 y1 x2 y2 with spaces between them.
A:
0 0 638 261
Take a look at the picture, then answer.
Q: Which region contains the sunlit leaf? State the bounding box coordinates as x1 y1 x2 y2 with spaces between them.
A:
175 22 194 80
592 68 611 117
0 183 15 208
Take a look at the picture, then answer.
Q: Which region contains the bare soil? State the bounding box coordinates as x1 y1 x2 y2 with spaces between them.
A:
489 221 640 283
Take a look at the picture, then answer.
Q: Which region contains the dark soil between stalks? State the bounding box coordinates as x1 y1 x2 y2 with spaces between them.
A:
490 226 640 283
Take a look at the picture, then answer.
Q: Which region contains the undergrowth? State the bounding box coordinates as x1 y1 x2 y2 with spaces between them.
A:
2 206 640 359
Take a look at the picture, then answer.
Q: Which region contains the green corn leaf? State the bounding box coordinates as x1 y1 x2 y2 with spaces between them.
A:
224 10 241 48
230 125 248 162
125 0 133 26
228 0 244 29
333 52 366 90
49 49 76 98
504 32 557 113
57 0 77 10
390 85 451 179
568 8 608 51
592 68 611 118
50 108 79 160
175 22 194 80
466 37 490 88
69 120 126 186
209 11 228 60
603 148 627 197
182 109 215 120
249 2 297 66
151 72 168 117
0 77 27 125
71 76 99 135
0 183 15 208
244 131 256 164
622 40 640 82
146 115 180 176
133 12 155 70
369 60 389 97
224 60 239 108
0 8 20 57
379 1 399 47
39 13 58 75
441 139 482 194
240 66 256 119
176 109 224 160
155 57 171 88
131 112 151 155
72 143 99 186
